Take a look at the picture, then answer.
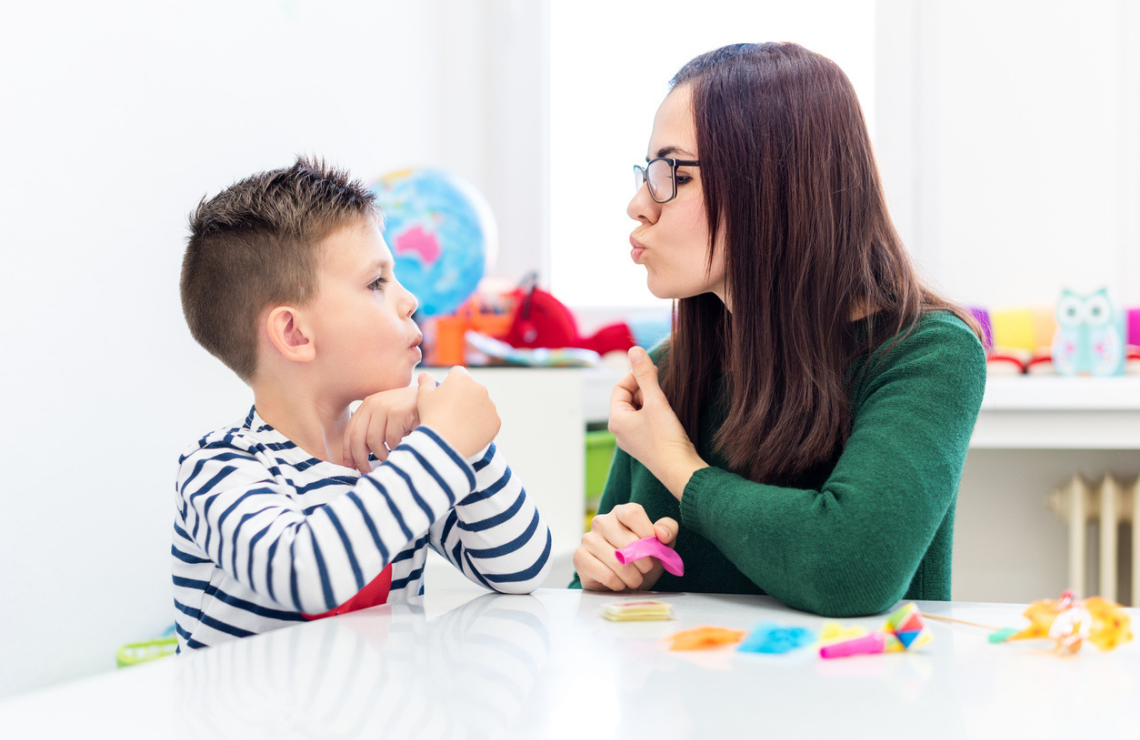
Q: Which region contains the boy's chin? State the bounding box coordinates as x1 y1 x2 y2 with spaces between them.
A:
359 370 415 397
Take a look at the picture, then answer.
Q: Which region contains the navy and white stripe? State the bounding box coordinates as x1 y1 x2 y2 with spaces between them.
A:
173 406 552 651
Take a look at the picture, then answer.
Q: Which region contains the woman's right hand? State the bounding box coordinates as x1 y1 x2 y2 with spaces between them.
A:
573 503 678 592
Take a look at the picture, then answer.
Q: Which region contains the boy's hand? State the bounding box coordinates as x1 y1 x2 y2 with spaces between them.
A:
416 367 500 458
573 503 678 592
342 384 421 474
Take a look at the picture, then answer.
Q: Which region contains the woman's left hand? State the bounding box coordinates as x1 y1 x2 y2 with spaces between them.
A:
609 347 708 499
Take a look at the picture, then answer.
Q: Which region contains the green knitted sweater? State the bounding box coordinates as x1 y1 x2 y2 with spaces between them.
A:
570 311 987 617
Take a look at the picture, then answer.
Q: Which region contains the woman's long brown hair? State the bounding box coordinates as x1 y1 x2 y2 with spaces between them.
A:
661 43 980 486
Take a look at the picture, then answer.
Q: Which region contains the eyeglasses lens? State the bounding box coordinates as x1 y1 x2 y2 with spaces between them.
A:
646 159 674 202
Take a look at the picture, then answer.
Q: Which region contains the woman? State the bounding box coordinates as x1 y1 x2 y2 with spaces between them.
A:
569 43 986 617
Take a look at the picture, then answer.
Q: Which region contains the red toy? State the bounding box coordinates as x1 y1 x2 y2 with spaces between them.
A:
503 273 635 356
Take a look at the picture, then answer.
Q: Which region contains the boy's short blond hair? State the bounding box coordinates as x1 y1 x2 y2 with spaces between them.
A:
181 157 379 382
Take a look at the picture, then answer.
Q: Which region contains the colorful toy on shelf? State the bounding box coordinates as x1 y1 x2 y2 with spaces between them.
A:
818 602 932 659
503 272 643 356
425 272 672 366
991 590 1132 653
370 168 497 317
1052 288 1125 377
464 330 600 367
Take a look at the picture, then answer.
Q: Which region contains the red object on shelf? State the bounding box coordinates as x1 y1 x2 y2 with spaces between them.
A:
504 273 636 356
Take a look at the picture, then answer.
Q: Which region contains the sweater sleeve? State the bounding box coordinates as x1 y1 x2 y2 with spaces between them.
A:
428 443 553 593
175 426 474 614
568 441 633 589
679 320 986 617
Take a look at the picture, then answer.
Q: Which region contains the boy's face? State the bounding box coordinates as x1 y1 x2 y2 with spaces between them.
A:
307 219 422 402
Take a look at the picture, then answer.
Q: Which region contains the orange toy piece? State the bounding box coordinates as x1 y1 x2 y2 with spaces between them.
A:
1006 590 1132 654
665 626 746 651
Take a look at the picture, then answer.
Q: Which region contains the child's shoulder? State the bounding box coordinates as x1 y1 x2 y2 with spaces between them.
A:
177 406 274 466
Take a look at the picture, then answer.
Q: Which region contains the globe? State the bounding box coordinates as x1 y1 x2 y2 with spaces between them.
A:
369 168 498 317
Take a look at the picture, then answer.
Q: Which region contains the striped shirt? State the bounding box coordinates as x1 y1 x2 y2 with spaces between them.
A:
172 406 552 651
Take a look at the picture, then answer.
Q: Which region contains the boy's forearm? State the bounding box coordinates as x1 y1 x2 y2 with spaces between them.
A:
434 444 553 593
178 428 477 613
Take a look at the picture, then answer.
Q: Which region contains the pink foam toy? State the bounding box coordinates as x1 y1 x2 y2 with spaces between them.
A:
819 632 887 659
614 536 685 577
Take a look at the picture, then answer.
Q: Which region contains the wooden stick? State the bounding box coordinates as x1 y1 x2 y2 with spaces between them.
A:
921 613 1001 631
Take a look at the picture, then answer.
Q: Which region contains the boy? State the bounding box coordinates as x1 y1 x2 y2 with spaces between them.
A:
173 158 551 651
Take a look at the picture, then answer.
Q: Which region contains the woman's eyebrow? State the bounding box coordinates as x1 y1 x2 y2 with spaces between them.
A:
655 145 696 158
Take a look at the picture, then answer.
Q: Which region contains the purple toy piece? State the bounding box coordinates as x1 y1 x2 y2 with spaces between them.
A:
614 536 685 577
969 306 993 350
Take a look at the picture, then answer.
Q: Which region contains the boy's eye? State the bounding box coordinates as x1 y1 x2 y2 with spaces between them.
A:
368 277 388 291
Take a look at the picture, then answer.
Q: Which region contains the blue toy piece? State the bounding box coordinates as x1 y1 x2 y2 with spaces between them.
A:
736 621 816 654
1051 288 1125 377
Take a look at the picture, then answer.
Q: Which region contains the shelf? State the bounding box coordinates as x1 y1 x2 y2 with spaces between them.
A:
980 376 1140 411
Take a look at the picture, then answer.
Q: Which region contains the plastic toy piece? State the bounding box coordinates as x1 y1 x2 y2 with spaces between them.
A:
665 626 746 651
737 622 816 654
819 602 931 659
818 622 866 645
989 627 1019 643
614 536 685 577
1001 590 1132 653
603 600 673 622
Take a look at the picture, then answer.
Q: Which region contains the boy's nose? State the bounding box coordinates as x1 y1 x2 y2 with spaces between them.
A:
403 288 419 318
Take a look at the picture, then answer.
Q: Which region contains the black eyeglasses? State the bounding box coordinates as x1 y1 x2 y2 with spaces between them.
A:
633 157 700 203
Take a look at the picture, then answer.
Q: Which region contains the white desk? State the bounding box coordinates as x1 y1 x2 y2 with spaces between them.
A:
2 588 1135 738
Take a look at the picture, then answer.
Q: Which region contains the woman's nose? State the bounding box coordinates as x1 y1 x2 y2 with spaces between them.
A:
627 183 658 223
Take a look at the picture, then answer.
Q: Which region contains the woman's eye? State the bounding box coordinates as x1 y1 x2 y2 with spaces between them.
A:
369 277 388 291
676 175 692 185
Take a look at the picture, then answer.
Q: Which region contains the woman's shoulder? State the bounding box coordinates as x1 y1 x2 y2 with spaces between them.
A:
906 309 984 346
863 310 987 387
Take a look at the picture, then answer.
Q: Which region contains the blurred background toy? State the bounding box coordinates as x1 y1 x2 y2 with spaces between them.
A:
1051 288 1125 377
370 168 497 318
972 296 1139 376
425 271 672 367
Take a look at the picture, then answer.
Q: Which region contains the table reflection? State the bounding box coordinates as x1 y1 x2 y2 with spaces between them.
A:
176 593 550 740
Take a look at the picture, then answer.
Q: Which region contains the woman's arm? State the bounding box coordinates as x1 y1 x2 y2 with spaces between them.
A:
682 327 986 616
610 325 986 616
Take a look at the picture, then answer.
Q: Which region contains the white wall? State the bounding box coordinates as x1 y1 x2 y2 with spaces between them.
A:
0 0 546 699
876 0 1140 309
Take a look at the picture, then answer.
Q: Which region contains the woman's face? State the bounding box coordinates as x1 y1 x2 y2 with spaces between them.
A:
627 83 726 304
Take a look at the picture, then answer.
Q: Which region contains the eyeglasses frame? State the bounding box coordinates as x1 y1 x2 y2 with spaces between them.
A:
633 156 701 203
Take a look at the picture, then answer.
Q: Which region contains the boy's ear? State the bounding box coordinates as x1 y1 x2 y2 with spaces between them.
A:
265 306 316 363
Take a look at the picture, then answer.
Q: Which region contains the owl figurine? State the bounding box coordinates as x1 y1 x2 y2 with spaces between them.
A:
1051 288 1125 376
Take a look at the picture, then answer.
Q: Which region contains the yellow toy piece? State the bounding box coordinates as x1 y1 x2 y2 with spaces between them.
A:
818 622 866 645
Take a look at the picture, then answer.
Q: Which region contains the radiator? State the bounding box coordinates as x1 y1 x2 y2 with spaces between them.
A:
1046 475 1139 606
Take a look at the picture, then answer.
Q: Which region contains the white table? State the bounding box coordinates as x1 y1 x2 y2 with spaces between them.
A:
2 589 1135 738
